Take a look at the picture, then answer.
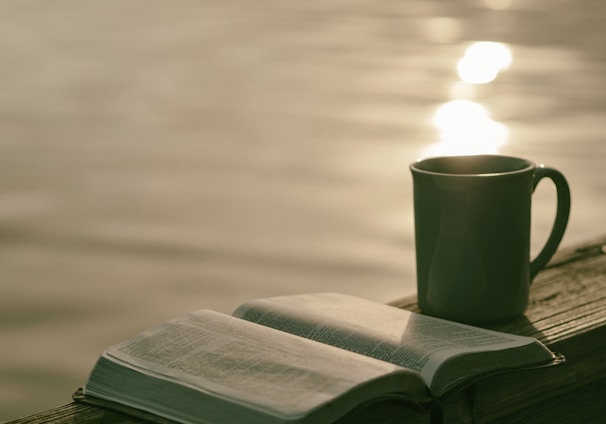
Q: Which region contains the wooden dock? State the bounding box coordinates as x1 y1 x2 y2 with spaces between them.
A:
392 234 606 423
7 234 606 424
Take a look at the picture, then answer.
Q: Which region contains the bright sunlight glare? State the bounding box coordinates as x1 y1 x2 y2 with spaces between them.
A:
457 42 512 84
424 99 509 156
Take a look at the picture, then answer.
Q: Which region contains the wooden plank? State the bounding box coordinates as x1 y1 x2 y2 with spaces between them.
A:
6 402 141 424
467 324 606 423
391 235 606 423
8 235 606 424
6 398 430 424
487 377 606 424
391 235 606 344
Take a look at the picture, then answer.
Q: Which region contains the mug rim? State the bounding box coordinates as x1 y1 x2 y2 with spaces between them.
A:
410 154 535 177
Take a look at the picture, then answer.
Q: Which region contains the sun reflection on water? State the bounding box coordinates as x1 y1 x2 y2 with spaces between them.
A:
425 99 508 156
458 42 512 84
424 41 512 157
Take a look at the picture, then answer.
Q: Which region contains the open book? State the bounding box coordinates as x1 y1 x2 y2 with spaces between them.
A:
76 293 561 424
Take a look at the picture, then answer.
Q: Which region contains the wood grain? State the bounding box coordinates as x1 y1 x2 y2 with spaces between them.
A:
8 235 606 424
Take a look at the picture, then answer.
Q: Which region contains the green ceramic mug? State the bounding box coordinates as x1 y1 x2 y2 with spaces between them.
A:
410 155 570 324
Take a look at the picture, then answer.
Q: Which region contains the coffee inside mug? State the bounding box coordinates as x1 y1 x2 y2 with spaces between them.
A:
412 155 534 176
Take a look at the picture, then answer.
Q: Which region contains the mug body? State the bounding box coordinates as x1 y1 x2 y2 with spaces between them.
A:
411 155 535 324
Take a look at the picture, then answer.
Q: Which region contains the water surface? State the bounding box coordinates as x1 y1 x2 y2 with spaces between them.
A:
1 0 605 420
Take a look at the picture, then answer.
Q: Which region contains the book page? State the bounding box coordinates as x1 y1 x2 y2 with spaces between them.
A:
101 310 428 420
233 293 546 387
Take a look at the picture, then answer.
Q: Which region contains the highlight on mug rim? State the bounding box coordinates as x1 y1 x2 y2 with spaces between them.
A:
410 154 535 177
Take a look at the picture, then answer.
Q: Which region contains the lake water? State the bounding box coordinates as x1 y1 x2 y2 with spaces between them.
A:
1 0 605 420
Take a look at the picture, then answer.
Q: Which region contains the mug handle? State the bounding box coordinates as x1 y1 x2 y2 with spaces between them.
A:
530 165 571 280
